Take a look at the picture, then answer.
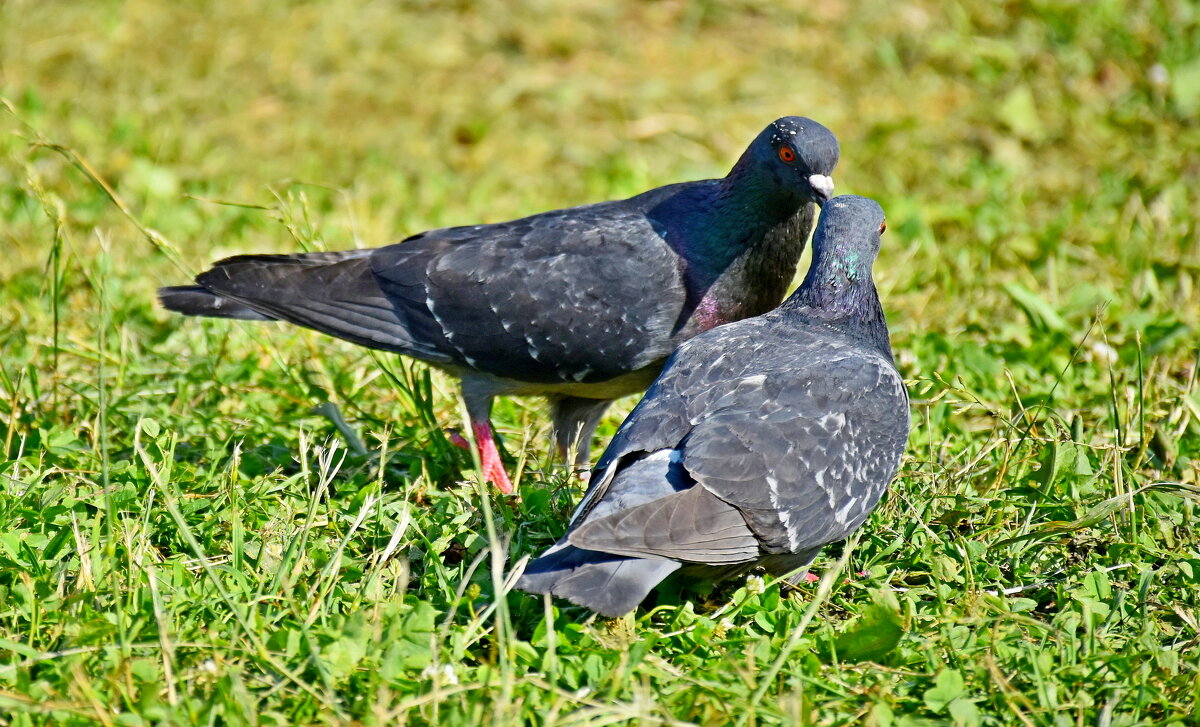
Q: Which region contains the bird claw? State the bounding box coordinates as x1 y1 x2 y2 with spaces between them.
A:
483 459 516 496
445 425 518 496
471 421 518 497
780 571 821 592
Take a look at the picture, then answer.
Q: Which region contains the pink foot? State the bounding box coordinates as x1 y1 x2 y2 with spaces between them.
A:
802 572 820 583
446 428 471 451
472 421 514 495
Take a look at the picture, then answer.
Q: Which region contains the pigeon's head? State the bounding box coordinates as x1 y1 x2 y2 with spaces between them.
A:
743 116 840 205
787 195 892 350
811 194 887 277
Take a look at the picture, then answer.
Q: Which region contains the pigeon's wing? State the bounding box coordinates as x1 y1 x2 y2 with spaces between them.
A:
680 346 910 554
185 197 690 379
566 319 774 526
567 334 908 564
371 204 689 384
568 480 760 564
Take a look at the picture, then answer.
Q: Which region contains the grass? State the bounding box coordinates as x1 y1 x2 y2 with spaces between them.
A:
1 0 1199 724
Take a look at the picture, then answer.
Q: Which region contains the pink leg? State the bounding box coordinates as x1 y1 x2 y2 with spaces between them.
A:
472 420 514 495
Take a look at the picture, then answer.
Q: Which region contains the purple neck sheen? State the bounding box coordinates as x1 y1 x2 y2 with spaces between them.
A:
692 291 728 331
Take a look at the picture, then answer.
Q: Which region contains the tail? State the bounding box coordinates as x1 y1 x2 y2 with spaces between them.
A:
516 541 680 618
156 250 452 361
157 285 274 320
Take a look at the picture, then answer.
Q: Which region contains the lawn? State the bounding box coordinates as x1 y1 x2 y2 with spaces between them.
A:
1 1 1198 724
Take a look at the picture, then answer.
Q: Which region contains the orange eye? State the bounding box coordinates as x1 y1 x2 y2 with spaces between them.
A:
879 221 887 234
778 146 796 163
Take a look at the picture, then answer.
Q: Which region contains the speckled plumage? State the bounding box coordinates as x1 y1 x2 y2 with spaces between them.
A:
517 195 910 616
159 116 839 493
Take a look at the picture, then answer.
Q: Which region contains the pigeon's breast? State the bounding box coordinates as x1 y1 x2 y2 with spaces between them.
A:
679 204 816 337
690 290 739 332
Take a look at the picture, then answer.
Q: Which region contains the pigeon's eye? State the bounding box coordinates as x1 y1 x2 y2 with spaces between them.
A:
777 146 796 163
879 221 887 235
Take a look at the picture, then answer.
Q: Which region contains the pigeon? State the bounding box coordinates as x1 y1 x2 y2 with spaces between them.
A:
158 117 839 494
516 195 909 617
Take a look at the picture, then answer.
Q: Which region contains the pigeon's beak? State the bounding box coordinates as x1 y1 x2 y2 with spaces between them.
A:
808 174 834 205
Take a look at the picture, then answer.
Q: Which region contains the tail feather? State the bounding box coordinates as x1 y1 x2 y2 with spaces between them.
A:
517 542 680 618
158 250 453 362
157 285 273 321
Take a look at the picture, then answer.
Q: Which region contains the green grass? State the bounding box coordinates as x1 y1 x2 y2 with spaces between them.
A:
1 0 1199 724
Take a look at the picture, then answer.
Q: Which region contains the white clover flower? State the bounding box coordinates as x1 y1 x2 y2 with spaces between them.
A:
421 663 458 685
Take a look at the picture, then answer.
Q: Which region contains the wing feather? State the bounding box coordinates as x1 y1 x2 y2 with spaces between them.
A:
569 483 759 564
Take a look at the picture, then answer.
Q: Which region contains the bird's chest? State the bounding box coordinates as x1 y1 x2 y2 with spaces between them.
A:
690 291 741 333
682 225 808 336
684 266 780 337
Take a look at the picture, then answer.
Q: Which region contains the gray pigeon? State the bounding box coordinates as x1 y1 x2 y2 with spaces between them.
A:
158 117 839 494
517 195 909 616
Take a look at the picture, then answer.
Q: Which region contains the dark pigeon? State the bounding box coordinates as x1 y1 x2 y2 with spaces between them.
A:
159 117 839 494
517 195 909 617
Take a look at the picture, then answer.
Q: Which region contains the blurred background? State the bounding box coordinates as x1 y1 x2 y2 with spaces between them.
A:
1 0 1198 723
3 0 1198 338
3 0 1197 479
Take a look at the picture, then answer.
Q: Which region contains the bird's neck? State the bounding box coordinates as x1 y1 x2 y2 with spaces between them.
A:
689 164 807 273
673 183 812 334
645 165 811 335
784 254 893 359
